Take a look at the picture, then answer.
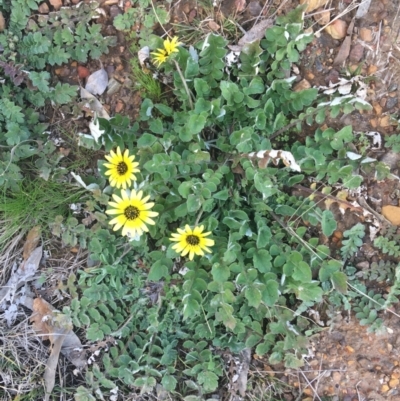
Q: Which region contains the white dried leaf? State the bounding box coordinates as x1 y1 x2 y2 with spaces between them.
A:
138 46 150 67
89 118 105 142
80 87 110 119
85 68 108 95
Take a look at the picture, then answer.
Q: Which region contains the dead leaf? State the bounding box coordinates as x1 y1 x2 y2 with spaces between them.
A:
85 68 108 95
333 36 351 65
382 205 400 225
0 246 42 309
31 298 73 401
313 9 330 25
299 0 329 12
238 19 273 47
138 46 150 68
80 87 110 119
23 226 41 261
29 297 86 367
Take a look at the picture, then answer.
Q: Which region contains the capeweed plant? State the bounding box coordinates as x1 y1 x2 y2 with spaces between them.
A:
67 6 385 399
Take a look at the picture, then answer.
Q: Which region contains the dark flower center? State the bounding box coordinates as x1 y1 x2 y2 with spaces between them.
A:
117 161 128 175
124 206 140 220
186 234 200 246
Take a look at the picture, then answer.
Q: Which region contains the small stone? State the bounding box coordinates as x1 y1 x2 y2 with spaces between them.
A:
107 78 122 95
345 345 355 353
325 19 347 39
109 5 122 19
359 27 373 42
71 61 77 67
38 3 49 13
77 66 90 79
388 83 398 92
349 43 364 62
368 64 378 75
248 1 262 16
115 100 125 113
303 388 313 396
379 115 391 127
332 371 341 382
356 261 369 269
307 72 315 80
389 379 399 388
293 79 311 92
326 69 339 84
49 0 62 10
382 205 400 225
382 384 390 392
106 65 115 78
385 97 398 110
208 20 220 31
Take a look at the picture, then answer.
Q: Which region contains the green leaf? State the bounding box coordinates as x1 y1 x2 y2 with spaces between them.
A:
245 334 261 348
292 261 312 283
321 210 337 236
212 263 230 282
149 119 163 134
187 113 207 134
331 271 347 294
162 374 177 391
187 194 202 212
297 282 323 302
148 260 170 281
29 71 50 92
245 286 262 308
284 353 304 368
319 260 341 281
197 371 219 393
253 249 272 273
262 280 279 306
213 189 229 200
138 133 157 147
257 226 272 248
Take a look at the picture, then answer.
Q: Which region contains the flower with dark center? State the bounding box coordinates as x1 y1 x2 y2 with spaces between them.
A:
104 147 140 189
170 224 214 260
106 190 158 238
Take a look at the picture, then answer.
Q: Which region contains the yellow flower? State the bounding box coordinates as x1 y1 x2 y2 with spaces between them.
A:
151 36 181 67
106 190 158 238
163 36 181 55
151 48 168 67
170 224 214 260
104 147 140 189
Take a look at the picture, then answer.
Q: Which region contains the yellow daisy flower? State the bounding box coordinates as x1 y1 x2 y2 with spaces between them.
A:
151 48 168 67
104 147 140 189
106 190 158 238
151 36 181 67
163 36 181 55
170 224 214 260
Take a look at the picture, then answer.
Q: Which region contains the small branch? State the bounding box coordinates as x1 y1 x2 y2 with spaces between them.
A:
269 108 321 141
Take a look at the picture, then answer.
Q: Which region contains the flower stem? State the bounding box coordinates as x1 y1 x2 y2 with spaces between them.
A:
173 60 194 110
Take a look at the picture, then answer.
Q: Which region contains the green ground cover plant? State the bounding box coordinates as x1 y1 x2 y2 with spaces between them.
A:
2 2 400 400
61 7 394 400
0 0 115 189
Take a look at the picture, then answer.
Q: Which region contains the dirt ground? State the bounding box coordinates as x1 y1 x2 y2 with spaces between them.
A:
3 0 400 399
